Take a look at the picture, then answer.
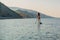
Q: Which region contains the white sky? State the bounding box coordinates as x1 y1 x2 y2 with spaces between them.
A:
0 0 60 17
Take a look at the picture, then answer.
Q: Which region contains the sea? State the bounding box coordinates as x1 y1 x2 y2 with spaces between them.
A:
0 18 60 40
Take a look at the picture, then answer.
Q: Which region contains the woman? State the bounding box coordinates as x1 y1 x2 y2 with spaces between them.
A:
37 12 42 24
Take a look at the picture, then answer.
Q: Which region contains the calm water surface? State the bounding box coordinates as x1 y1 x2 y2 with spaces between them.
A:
0 18 60 40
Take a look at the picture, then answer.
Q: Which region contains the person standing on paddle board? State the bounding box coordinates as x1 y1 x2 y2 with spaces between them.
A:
37 12 42 40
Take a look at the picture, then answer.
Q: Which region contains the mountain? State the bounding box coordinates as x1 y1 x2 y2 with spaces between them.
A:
10 7 54 18
0 2 23 19
0 2 54 19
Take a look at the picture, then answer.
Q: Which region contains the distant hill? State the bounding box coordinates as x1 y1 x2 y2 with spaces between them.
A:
10 7 54 18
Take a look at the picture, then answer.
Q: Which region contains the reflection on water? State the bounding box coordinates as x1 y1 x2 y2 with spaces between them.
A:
0 18 60 40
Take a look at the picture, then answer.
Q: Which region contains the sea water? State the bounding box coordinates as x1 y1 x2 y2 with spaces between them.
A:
0 18 60 40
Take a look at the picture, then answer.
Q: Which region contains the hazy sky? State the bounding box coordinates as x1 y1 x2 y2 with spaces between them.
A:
0 0 60 17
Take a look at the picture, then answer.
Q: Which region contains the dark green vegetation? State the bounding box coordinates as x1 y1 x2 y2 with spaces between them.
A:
0 2 22 19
